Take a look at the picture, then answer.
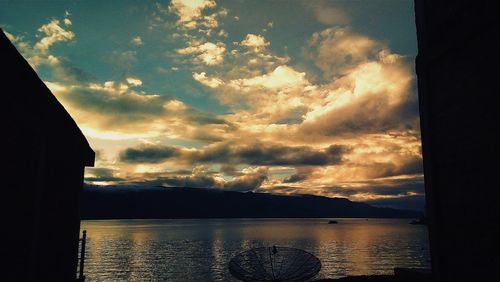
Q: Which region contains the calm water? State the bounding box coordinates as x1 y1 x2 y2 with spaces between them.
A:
80 218 430 281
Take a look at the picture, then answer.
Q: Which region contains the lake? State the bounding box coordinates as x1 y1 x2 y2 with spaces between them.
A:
80 218 430 281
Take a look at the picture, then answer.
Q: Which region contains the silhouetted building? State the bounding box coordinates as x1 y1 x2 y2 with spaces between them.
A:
415 2 500 282
2 29 94 281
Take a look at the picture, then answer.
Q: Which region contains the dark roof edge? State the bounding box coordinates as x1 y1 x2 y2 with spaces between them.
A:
1 29 95 167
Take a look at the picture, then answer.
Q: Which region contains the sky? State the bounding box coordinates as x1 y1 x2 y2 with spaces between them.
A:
1 0 424 210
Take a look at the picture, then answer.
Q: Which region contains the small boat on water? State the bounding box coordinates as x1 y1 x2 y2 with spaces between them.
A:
410 217 428 225
328 220 338 224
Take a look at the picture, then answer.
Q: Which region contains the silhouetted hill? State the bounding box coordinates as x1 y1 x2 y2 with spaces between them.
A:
81 186 421 219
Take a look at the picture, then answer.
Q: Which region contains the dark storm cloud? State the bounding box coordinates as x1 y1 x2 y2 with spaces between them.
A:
119 142 350 166
283 173 308 183
296 51 421 139
120 145 181 163
392 158 423 176
369 158 424 179
220 164 240 176
189 131 224 142
56 85 231 131
283 167 314 183
188 109 228 125
392 81 420 127
224 167 268 192
60 87 165 124
194 143 349 166
52 58 93 83
300 89 420 138
84 175 125 182
143 169 193 176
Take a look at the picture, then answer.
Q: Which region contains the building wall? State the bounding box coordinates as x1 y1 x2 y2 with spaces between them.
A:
35 156 86 280
414 1 500 281
2 30 94 281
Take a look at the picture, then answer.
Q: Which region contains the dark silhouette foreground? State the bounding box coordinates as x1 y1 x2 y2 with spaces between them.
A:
414 1 500 281
229 246 321 281
2 29 94 281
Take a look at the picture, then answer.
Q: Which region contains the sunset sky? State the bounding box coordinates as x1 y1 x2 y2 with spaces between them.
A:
1 0 424 210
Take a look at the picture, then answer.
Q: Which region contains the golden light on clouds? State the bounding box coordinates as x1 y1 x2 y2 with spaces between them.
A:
5 0 423 209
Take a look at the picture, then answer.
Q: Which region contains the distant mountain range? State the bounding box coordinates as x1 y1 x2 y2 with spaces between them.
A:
81 186 422 219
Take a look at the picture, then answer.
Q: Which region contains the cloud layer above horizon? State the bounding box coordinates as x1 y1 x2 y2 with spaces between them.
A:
1 0 423 210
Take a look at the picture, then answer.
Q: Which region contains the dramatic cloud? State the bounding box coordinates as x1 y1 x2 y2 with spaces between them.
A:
298 56 418 138
46 79 231 141
229 65 308 90
283 167 314 183
119 142 349 166
135 165 268 191
375 158 424 178
49 82 164 126
195 143 348 166
120 145 181 163
168 0 217 29
84 167 124 182
126 77 142 86
4 2 422 208
238 34 270 51
193 72 223 88
34 18 74 51
177 41 226 65
6 14 75 70
308 27 385 79
224 166 268 191
204 65 309 124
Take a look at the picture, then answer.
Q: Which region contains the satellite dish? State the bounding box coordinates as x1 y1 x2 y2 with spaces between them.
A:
229 246 321 281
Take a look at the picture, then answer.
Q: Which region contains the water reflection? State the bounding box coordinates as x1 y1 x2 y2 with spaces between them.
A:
81 218 430 281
